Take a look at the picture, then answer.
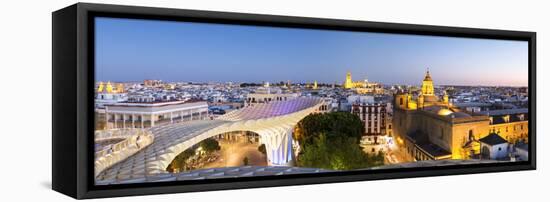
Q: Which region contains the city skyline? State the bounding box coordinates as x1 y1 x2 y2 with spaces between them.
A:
95 17 529 86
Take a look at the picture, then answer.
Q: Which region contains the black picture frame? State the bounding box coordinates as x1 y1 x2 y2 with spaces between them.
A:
52 2 536 199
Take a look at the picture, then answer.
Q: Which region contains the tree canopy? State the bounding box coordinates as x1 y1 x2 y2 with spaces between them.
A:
258 144 266 155
200 138 221 153
294 112 364 149
295 112 384 170
167 138 221 172
167 148 195 172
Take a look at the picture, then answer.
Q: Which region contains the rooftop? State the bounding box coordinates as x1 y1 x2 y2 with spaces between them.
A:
107 99 205 107
515 141 529 151
479 133 508 146
479 108 528 116
218 97 324 121
453 102 493 108
417 142 452 158
423 106 473 118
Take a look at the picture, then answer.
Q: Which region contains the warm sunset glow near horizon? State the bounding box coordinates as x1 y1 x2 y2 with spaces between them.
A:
95 17 529 87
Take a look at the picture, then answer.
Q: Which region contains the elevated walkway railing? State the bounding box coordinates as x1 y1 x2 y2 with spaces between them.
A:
94 129 154 177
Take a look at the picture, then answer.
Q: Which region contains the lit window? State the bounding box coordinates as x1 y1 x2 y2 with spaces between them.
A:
503 115 510 123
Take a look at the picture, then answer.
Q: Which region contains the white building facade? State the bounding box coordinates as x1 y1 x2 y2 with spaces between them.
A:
479 133 509 160
245 93 299 106
103 101 209 129
351 102 391 140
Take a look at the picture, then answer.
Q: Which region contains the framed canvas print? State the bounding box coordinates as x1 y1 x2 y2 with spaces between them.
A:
52 3 536 199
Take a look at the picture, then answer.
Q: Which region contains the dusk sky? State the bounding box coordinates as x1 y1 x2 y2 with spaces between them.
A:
95 17 528 86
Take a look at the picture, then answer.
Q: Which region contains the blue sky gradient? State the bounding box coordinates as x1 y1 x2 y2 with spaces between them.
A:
95 17 528 86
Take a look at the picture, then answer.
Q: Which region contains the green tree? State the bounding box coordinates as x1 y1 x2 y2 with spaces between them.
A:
200 138 221 153
258 144 266 155
298 133 377 170
294 112 364 149
297 133 330 169
167 148 195 172
295 112 384 170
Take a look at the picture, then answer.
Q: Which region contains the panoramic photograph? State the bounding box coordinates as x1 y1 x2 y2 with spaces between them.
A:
93 17 529 185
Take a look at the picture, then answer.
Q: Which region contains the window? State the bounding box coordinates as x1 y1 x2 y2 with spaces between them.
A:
400 98 403 105
503 115 510 123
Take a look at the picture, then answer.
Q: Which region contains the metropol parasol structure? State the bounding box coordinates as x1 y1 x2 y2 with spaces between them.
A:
95 97 329 184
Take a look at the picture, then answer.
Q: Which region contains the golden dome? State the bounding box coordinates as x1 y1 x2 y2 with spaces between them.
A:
437 108 453 116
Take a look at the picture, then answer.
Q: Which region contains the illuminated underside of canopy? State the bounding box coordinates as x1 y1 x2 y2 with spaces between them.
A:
95 97 326 183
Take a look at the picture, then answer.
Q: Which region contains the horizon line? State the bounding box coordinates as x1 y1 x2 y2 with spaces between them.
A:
95 80 529 88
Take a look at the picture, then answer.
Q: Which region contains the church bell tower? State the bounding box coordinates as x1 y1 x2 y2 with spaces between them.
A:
421 69 434 96
344 71 353 89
